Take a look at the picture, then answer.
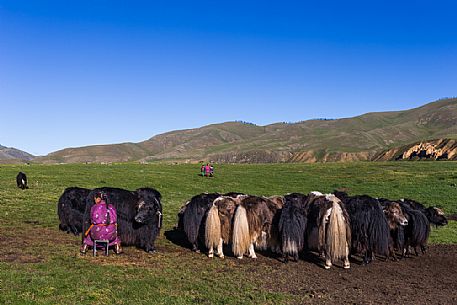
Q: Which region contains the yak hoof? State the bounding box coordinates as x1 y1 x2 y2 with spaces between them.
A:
324 264 331 270
343 263 350 269
237 256 243 259
208 253 214 258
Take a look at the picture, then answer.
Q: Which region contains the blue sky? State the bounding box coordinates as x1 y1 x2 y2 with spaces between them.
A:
1 1 456 156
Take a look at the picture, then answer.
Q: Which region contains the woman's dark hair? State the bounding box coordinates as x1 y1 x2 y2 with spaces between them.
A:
95 191 111 223
95 191 108 201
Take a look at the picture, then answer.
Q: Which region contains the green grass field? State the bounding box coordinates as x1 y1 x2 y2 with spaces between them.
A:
0 162 456 304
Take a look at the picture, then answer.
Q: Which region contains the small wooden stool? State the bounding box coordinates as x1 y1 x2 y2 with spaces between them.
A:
93 240 109 256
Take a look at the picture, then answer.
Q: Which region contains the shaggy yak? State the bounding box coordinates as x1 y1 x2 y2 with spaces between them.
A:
401 198 448 227
204 195 246 258
57 187 91 235
179 192 246 253
265 195 285 254
278 193 309 262
398 201 431 256
179 193 222 252
16 172 28 190
204 194 280 258
378 200 408 260
304 192 351 269
334 191 389 265
82 187 162 253
232 195 282 259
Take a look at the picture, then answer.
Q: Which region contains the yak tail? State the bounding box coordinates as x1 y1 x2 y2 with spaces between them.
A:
232 205 251 258
279 207 306 258
369 207 389 257
412 211 431 246
205 204 221 249
326 200 349 261
183 203 202 245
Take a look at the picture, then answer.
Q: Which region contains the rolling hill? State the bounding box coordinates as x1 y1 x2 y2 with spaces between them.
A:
0 145 35 163
36 98 457 163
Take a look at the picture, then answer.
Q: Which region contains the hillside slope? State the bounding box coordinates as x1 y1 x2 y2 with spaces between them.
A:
36 98 457 163
0 145 34 163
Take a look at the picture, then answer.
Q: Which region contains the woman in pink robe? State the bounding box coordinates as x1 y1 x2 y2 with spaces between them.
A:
80 192 122 254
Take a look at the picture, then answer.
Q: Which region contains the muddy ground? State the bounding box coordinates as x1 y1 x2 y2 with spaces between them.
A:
246 244 457 304
1 226 456 304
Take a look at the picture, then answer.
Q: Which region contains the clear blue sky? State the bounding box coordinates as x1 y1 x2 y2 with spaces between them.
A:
1 1 456 156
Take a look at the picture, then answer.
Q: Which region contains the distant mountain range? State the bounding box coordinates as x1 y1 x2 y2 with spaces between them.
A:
0 145 34 163
3 98 457 164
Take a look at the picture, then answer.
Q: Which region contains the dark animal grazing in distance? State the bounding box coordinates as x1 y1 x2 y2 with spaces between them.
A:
82 187 162 253
16 172 28 189
57 187 91 235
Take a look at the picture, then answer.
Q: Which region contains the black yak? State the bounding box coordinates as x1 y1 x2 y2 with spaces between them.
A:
82 187 162 253
335 192 389 265
57 187 91 235
401 198 448 227
16 172 28 189
180 193 221 252
398 202 431 256
278 193 309 262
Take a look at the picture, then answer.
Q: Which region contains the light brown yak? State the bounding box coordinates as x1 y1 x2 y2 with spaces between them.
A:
305 192 351 269
204 195 246 258
232 195 282 259
267 195 285 209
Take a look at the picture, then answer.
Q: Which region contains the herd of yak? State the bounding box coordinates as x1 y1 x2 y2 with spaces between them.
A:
53 180 448 269
176 191 448 269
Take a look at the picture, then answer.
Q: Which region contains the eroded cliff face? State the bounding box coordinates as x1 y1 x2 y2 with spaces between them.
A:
289 150 372 163
375 139 457 161
208 149 373 163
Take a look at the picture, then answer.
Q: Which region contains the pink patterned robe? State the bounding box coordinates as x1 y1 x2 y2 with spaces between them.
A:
83 200 121 247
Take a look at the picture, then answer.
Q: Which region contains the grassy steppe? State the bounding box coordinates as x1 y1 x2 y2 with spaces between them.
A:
0 162 456 304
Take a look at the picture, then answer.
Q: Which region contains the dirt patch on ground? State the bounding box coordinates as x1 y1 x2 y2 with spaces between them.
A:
2 225 456 304
0 226 76 264
162 230 457 304
242 245 457 304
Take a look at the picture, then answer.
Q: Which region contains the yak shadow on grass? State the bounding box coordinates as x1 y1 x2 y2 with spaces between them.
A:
164 228 191 249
